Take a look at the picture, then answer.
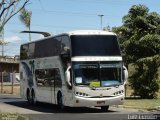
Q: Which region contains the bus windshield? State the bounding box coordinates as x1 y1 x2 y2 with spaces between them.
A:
71 35 120 56
73 62 122 87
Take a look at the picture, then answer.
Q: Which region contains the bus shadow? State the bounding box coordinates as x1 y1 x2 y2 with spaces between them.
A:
4 100 117 114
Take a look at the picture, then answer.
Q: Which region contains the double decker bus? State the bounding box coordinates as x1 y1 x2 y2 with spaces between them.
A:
20 30 128 111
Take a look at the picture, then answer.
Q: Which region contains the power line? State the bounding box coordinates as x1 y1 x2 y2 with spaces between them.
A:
38 0 46 11
66 0 134 6
6 22 98 30
30 9 122 18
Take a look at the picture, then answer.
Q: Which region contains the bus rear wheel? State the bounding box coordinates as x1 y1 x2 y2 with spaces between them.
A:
101 106 109 112
27 90 31 104
31 90 36 105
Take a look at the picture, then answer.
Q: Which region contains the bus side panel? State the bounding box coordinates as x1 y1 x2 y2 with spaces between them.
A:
20 61 34 99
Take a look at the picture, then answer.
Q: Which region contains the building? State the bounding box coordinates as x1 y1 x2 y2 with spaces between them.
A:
0 56 19 72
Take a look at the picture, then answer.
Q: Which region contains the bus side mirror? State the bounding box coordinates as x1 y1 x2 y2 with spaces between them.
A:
61 47 70 58
65 66 72 87
123 66 128 84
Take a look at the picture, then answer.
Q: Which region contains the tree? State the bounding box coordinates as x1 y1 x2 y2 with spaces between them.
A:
113 4 160 98
0 0 29 32
19 7 32 41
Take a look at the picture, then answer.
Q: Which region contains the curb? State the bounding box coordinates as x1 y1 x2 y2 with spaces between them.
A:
113 105 160 111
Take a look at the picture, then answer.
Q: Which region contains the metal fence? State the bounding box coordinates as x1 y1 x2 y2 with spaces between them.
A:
0 72 20 94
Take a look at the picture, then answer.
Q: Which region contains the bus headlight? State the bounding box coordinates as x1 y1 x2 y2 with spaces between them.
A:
75 92 90 97
113 90 124 96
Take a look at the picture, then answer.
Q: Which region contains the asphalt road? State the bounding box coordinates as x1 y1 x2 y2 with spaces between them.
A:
0 94 159 120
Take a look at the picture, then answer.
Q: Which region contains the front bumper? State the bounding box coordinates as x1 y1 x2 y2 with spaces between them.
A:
72 95 124 107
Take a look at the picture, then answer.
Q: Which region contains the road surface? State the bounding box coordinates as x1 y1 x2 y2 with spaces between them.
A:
0 95 159 120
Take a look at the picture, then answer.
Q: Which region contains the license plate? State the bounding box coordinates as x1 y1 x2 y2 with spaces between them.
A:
97 101 105 104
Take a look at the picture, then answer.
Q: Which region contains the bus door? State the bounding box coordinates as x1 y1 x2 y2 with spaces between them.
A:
64 66 74 103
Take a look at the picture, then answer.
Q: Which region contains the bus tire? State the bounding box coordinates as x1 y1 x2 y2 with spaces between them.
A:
57 92 65 111
26 89 31 104
101 106 109 112
31 90 36 105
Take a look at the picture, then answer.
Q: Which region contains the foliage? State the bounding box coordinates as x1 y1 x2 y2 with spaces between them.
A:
19 7 31 28
130 56 160 98
19 7 32 41
113 4 160 98
0 0 29 32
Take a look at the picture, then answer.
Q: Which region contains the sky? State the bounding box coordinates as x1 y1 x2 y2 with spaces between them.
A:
2 0 160 56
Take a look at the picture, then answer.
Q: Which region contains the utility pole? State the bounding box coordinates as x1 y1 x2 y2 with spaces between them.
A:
98 14 104 30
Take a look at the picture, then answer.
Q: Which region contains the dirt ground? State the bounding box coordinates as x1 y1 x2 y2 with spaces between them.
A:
0 84 20 95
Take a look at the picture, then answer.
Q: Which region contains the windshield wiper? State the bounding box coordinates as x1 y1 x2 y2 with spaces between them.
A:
103 83 122 87
76 83 90 86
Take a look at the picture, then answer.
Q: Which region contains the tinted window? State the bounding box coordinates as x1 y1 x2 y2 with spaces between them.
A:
34 37 61 58
28 43 35 58
20 44 29 60
73 62 122 87
20 43 35 60
71 35 121 56
20 37 62 60
35 68 62 87
61 36 70 54
60 36 71 70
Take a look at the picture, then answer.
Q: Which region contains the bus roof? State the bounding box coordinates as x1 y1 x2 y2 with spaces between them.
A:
21 30 116 45
66 30 116 36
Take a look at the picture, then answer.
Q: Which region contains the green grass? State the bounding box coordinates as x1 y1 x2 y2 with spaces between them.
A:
123 85 160 110
122 65 160 110
0 113 27 120
124 99 160 110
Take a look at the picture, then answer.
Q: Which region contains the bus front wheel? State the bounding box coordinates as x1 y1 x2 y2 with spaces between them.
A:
101 106 109 112
57 93 65 111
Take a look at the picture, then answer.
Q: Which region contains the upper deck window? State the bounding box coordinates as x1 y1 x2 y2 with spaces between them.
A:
71 35 121 56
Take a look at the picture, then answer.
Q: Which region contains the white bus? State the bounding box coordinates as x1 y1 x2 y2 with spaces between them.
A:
20 30 128 111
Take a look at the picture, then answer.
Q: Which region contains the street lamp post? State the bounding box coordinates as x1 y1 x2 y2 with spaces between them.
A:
98 14 104 30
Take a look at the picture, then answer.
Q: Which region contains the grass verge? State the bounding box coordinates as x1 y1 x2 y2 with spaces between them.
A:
123 99 160 111
0 112 27 120
123 85 160 111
